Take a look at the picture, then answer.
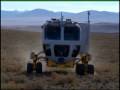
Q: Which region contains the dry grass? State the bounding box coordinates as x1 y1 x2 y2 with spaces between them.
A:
1 29 119 90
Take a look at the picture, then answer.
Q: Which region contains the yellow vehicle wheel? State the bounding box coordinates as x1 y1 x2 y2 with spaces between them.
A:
27 63 33 74
87 64 94 74
36 62 42 74
75 64 85 75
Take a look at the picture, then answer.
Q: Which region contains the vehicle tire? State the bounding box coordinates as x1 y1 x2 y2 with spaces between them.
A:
27 63 33 73
88 64 94 74
36 62 42 74
75 64 85 75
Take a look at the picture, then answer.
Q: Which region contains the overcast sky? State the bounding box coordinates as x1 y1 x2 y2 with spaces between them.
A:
1 1 119 13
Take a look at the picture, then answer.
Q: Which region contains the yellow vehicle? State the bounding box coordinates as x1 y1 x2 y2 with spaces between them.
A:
27 11 94 75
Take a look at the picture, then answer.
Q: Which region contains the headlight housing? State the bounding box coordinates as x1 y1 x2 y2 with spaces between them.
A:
43 44 51 56
72 45 80 57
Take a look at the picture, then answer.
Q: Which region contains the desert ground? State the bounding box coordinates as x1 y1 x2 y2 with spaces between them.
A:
1 28 119 90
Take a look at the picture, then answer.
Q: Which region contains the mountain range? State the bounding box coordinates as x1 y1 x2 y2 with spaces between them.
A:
1 9 119 26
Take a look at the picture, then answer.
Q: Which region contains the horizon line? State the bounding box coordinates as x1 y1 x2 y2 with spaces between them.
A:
1 9 119 13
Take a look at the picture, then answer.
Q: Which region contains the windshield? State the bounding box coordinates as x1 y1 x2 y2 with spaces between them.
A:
64 26 80 40
45 25 60 40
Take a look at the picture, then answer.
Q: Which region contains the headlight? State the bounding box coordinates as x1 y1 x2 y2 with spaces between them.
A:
43 44 50 50
43 44 51 56
72 45 80 57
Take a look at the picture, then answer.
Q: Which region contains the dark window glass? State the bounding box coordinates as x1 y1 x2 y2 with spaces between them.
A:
45 25 60 40
43 44 51 56
54 45 69 57
64 26 80 40
72 45 80 57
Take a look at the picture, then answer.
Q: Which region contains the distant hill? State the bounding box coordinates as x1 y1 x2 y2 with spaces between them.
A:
1 9 119 26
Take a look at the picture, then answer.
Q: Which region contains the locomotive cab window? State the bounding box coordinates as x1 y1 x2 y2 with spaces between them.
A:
64 26 80 40
45 25 60 40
